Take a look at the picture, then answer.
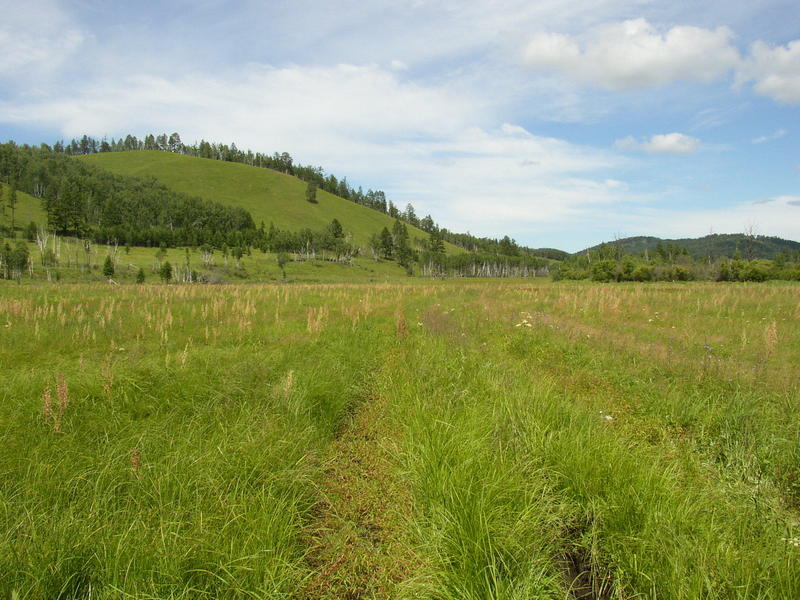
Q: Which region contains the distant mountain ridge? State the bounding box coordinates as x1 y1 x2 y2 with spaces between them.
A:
578 234 800 260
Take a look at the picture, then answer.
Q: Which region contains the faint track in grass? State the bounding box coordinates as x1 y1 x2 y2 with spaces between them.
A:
299 372 421 599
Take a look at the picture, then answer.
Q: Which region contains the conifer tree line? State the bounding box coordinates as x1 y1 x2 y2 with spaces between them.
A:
0 142 255 247
51 132 556 259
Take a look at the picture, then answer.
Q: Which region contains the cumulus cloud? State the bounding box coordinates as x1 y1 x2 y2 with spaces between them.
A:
523 19 740 91
0 62 628 240
737 40 800 105
615 133 700 155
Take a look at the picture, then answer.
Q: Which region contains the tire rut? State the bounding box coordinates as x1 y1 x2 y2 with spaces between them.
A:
299 392 420 599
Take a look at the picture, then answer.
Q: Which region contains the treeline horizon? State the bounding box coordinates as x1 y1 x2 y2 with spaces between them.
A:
555 240 800 282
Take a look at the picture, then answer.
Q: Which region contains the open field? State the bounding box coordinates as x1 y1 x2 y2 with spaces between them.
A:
1 280 799 599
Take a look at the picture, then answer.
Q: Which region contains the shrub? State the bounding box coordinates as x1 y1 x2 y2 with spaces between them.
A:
591 260 618 282
631 265 654 281
669 265 694 281
159 261 173 283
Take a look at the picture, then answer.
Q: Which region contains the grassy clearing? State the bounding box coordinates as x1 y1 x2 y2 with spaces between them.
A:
1 280 798 598
0 183 47 230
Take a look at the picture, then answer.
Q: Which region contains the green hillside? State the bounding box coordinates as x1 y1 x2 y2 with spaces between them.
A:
579 234 800 260
81 151 460 253
0 183 47 230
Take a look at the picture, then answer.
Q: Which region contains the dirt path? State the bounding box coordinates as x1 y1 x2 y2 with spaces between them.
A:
300 390 420 599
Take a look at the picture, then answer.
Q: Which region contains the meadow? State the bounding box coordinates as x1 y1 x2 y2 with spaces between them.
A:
1 279 798 599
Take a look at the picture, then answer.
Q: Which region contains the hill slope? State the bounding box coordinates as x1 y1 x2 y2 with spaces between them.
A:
0 183 47 230
81 151 460 253
579 234 800 260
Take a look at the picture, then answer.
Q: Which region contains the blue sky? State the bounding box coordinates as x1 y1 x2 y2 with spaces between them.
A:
1 0 798 251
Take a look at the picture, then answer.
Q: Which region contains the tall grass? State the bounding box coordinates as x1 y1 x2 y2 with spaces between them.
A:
0 284 395 598
1 280 798 598
379 317 799 598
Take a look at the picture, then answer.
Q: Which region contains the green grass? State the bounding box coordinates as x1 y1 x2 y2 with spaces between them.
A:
1 236 417 283
80 151 462 254
0 183 47 230
1 280 798 598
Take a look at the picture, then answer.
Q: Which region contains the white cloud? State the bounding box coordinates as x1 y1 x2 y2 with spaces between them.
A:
523 18 740 90
585 195 800 246
615 133 701 154
0 0 85 78
737 40 800 104
0 62 629 240
671 196 800 238
752 128 786 144
0 64 476 146
1 2 796 250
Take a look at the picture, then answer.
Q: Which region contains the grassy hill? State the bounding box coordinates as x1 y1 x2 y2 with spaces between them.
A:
0 183 47 230
579 234 800 260
81 151 461 254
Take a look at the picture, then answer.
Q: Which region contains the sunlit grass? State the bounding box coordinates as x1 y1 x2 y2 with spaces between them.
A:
80 151 462 253
1 280 798 598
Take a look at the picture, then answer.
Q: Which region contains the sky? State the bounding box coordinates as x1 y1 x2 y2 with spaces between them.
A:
0 0 798 251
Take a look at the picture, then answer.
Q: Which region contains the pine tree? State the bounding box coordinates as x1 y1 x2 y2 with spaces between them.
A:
102 255 115 278
379 227 394 259
8 184 17 230
276 252 289 279
159 261 173 283
327 218 343 238
305 182 318 203
428 230 445 255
